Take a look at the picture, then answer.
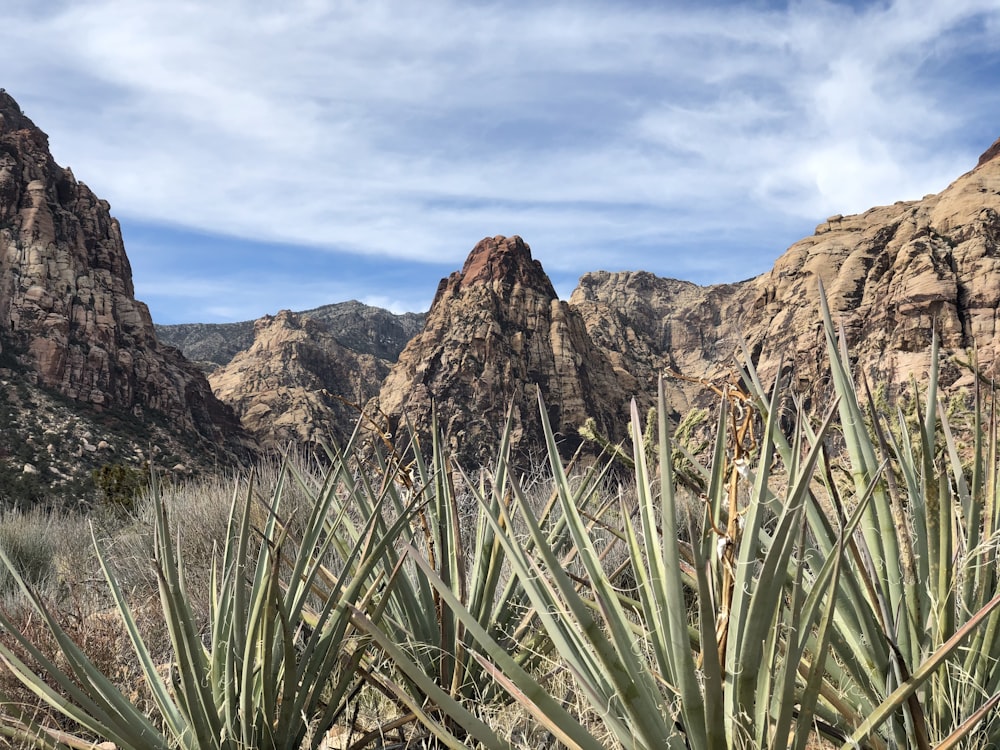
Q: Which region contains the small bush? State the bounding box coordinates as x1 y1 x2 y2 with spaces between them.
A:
92 462 149 514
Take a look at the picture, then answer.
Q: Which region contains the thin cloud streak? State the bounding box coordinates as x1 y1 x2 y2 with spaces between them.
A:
2 1 1000 322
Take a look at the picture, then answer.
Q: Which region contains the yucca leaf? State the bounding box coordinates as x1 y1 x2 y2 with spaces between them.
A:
843 590 1000 748
349 604 513 750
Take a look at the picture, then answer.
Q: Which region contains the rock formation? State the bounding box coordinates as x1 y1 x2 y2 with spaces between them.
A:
198 137 1000 464
377 235 626 464
570 273 746 415
0 90 252 500
208 309 389 449
572 138 1000 417
156 301 425 372
741 146 1000 397
12 85 1000 482
213 138 1000 463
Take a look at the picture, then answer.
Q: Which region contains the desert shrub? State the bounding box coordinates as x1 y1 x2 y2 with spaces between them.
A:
91 462 149 514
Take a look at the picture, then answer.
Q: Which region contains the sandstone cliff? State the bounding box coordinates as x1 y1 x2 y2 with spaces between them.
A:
378 235 626 464
570 273 746 415
149 137 1000 467
571 138 1000 417
742 145 1000 396
12 82 1000 481
208 309 390 449
0 90 253 500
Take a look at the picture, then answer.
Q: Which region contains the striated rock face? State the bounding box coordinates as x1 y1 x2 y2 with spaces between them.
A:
740 139 1000 401
378 235 626 464
0 90 252 487
572 138 1000 414
209 310 390 449
570 273 747 414
302 301 426 362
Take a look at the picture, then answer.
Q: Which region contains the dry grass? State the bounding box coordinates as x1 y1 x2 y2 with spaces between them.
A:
0 454 641 749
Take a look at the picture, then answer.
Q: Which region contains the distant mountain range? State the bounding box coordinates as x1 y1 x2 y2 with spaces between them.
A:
4 87 1000 501
155 301 425 372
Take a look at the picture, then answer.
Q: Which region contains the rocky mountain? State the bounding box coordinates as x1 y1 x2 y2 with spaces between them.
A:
154 319 255 372
377 235 627 465
207 309 390 449
0 90 253 503
9 87 1000 488
373 142 1000 464
155 301 425 372
189 129 1000 466
740 146 1000 398
570 138 1000 420
570 273 746 416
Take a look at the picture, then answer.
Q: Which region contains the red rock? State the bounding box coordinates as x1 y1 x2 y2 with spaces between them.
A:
378 235 625 465
0 90 254 469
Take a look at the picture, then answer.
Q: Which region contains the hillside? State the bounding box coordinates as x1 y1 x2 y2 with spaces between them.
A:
7 86 1000 488
0 91 254 503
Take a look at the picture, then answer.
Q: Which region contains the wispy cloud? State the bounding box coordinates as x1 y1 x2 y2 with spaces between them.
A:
3 0 1000 321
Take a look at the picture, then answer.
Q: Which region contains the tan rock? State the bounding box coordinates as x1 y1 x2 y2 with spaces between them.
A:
571 135 1000 417
210 310 389 449
378 235 626 465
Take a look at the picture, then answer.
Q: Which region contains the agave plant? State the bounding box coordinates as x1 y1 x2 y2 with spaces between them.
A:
0 455 417 750
749 288 1000 749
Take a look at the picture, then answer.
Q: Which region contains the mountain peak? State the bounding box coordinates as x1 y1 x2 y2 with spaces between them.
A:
458 235 556 296
0 89 43 141
379 234 624 464
0 90 253 496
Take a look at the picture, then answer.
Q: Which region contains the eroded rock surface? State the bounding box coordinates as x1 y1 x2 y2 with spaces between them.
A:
378 235 626 464
209 310 389 449
572 139 1000 415
0 90 252 498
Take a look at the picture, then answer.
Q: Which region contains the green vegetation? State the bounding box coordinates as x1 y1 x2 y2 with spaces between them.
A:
91 463 150 514
1 294 1000 748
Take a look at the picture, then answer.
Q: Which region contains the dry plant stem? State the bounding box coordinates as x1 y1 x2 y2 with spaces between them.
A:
679 372 755 676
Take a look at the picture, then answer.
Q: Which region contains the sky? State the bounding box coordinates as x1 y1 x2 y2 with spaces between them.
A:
3 0 1000 324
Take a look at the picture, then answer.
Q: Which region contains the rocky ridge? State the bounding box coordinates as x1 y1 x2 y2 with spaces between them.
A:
0 90 253 501
207 309 390 449
155 300 425 372
743 147 1000 395
377 235 627 464
182 132 1000 465
570 138 1000 422
8 88 1000 486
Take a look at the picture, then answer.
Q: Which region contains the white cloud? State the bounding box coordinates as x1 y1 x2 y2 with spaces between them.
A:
3 0 1000 321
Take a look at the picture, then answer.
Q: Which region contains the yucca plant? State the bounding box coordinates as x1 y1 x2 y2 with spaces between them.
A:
734 288 1000 749
408 384 865 749
370 292 1000 749
319 411 621 748
0 455 417 750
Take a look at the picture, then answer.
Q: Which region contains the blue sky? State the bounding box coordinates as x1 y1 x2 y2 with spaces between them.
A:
3 0 1000 323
